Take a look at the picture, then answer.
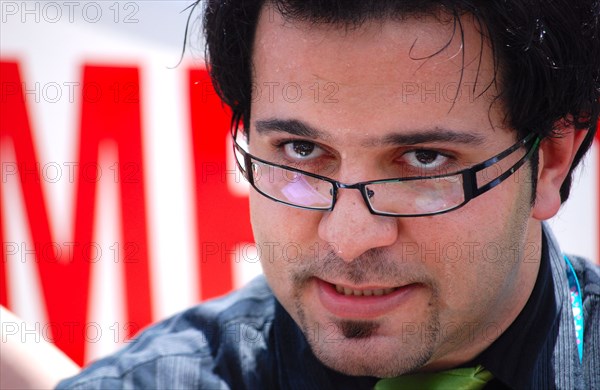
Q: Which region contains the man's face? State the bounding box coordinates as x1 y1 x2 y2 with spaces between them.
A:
248 9 541 377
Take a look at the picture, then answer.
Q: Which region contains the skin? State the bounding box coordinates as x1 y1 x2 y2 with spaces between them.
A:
247 8 586 378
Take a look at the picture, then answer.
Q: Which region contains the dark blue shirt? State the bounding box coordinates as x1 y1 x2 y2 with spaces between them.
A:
57 225 600 389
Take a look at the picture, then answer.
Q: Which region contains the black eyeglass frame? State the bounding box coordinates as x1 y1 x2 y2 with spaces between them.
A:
232 129 541 217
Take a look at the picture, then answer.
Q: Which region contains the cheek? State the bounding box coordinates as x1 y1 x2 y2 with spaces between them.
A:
249 191 321 264
249 192 322 310
428 183 531 308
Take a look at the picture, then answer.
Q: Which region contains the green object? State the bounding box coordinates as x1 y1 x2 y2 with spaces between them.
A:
375 365 494 390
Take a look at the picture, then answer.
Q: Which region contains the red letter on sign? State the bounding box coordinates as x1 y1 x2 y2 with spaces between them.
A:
0 62 152 365
188 68 254 300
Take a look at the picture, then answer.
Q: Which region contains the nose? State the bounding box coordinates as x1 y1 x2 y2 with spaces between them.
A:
318 187 398 262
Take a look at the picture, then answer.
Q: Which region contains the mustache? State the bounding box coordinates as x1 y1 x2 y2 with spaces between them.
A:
290 246 427 287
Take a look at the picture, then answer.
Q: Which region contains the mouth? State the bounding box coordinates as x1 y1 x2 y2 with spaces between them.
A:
316 279 420 319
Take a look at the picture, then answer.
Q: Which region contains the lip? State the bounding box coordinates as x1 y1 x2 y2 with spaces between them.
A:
316 278 420 320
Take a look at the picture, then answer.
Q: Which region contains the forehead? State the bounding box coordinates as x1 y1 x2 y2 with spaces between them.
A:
250 7 506 140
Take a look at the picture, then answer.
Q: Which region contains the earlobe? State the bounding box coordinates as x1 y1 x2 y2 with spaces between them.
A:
531 125 588 220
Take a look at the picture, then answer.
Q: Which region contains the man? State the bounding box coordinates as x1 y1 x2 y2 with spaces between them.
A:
59 1 599 389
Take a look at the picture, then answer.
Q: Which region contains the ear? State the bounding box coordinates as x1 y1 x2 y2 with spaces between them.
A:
532 124 588 220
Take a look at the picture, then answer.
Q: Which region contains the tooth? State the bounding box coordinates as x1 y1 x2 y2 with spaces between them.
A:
335 285 398 297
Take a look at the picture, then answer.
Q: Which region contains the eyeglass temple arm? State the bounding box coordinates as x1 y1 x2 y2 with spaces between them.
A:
466 137 541 198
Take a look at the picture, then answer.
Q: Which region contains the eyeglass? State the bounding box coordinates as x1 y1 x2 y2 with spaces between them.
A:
232 129 541 217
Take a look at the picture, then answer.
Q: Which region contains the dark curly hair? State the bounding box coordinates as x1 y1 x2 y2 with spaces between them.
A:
200 0 599 203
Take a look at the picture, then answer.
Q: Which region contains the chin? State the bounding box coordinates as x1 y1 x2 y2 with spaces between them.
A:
305 325 435 378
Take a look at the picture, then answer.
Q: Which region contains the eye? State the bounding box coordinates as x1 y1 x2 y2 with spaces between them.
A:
283 141 324 160
403 149 449 169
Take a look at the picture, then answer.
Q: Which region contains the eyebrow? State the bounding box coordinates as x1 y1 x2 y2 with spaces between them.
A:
255 118 331 140
254 118 486 146
379 130 486 146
